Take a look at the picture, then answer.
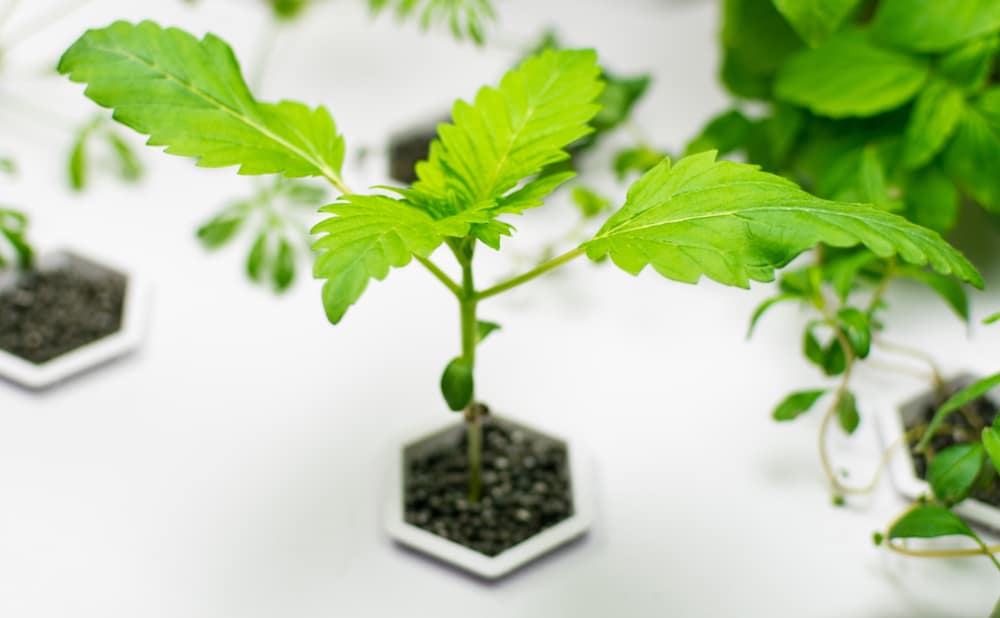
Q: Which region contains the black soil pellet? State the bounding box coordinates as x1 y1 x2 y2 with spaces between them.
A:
404 417 574 557
0 263 126 364
906 393 1000 506
388 127 438 185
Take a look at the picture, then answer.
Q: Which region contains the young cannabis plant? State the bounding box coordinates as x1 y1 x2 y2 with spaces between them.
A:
67 114 144 191
243 0 497 42
0 0 145 193
870 368 1000 618
59 21 982 503
197 177 326 293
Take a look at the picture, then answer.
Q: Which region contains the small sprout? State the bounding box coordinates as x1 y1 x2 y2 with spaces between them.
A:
872 531 884 546
832 495 846 507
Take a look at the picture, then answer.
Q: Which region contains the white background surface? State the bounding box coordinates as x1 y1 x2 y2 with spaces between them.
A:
1 1 1000 616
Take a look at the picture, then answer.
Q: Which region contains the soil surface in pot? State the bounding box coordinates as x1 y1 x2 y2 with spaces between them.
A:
404 416 574 557
388 126 437 184
906 392 1000 506
0 263 126 364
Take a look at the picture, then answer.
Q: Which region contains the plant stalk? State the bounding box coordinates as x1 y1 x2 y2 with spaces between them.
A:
476 246 585 301
458 242 482 503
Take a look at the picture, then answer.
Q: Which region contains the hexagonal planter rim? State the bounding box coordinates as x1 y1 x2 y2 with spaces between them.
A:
385 414 593 579
876 372 1000 532
0 248 151 390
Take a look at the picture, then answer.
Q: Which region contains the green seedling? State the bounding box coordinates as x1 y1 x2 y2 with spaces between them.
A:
59 20 979 509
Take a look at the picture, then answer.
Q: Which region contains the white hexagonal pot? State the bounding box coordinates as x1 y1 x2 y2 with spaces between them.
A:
385 415 592 579
877 373 1000 531
0 249 150 390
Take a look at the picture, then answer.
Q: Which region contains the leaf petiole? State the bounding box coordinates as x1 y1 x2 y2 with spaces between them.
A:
415 255 463 298
476 246 585 301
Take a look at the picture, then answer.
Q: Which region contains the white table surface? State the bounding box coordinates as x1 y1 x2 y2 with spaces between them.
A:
1 1 999 616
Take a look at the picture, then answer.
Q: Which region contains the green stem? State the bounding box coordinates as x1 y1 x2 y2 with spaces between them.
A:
874 338 947 393
415 255 463 298
458 247 482 504
476 246 585 301
467 406 482 504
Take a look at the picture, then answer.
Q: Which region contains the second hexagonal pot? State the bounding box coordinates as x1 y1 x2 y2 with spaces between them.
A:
0 249 150 389
386 415 592 579
877 373 1000 532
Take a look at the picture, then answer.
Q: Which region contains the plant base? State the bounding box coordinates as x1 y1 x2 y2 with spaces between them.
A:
878 373 1000 531
0 250 149 389
386 415 592 579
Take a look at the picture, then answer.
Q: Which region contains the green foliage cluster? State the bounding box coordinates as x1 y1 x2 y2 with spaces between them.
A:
707 0 1000 232
0 207 31 269
197 177 327 293
58 16 980 544
369 0 496 44
67 115 143 191
876 369 1000 595
704 0 1000 596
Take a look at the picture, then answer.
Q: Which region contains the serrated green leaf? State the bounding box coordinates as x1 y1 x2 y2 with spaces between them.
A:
440 357 474 411
927 443 985 503
197 208 246 249
582 151 982 291
943 93 1000 212
273 237 295 292
837 308 870 358
721 0 803 99
282 180 327 205
58 21 346 184
247 232 269 281
820 144 893 207
311 195 452 324
613 146 667 181
918 372 1000 451
903 166 959 234
593 73 650 134
804 325 825 368
823 337 847 376
871 0 1000 53
775 30 929 118
772 389 827 421
685 109 752 157
771 0 860 46
68 134 87 191
823 248 878 301
476 320 501 343
369 0 496 43
748 292 799 337
270 0 308 19
404 49 602 245
903 80 965 169
0 227 33 269
571 186 612 218
104 130 143 182
940 35 999 93
899 266 969 322
983 427 1000 475
746 103 805 169
837 390 860 434
888 505 975 540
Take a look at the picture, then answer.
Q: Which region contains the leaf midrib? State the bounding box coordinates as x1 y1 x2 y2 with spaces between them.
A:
475 63 565 204
594 182 908 239
88 41 344 188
